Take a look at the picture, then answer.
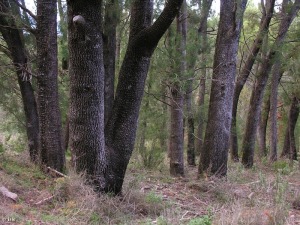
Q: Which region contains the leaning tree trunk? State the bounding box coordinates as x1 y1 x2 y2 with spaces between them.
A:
68 1 105 188
199 0 247 176
0 0 39 162
281 96 299 160
242 0 300 167
104 0 183 194
230 0 275 162
36 0 64 171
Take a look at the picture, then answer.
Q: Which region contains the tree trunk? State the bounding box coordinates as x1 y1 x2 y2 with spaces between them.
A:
58 0 68 70
104 0 183 194
170 84 185 176
0 0 39 162
281 96 299 160
103 0 119 125
199 0 247 176
257 84 271 157
68 1 105 188
36 0 64 171
230 0 275 162
241 58 271 168
242 0 300 168
269 62 284 161
196 0 213 158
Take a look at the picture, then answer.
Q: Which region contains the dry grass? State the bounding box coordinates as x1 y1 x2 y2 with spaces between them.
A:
0 151 300 224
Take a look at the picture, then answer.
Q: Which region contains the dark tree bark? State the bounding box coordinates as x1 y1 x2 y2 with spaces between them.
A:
281 96 299 160
242 0 300 167
230 0 275 162
196 0 212 158
68 1 105 187
37 0 65 171
199 0 247 176
0 0 39 162
68 0 182 194
103 0 119 125
104 0 183 193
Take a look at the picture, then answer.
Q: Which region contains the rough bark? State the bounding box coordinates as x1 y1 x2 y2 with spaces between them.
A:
269 0 300 162
281 96 299 160
199 0 247 176
169 84 185 176
196 0 212 158
67 0 105 187
0 0 39 162
257 83 271 157
104 0 183 194
230 0 275 162
36 0 64 171
241 58 272 168
242 0 300 167
103 0 119 125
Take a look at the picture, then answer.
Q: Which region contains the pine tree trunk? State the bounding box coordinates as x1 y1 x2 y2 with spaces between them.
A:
37 0 65 171
257 85 270 157
104 0 183 194
199 0 247 176
242 0 300 167
68 1 105 187
281 96 299 160
0 1 39 162
196 0 212 157
230 0 275 162
169 84 185 176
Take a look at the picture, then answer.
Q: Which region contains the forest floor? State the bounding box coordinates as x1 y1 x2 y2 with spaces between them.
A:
0 151 300 225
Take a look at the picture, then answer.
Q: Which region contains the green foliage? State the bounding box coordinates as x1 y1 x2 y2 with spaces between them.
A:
145 191 163 204
272 160 292 175
187 214 212 225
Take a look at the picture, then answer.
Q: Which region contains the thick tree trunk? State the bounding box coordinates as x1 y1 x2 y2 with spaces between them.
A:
103 0 119 125
104 0 183 194
196 0 212 158
281 96 299 160
230 0 275 162
0 0 39 162
199 0 247 176
36 0 64 172
68 1 105 187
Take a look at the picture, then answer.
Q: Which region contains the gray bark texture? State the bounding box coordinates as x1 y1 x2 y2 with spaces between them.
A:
68 0 183 194
230 0 275 162
68 0 105 187
37 0 65 172
281 96 299 160
242 0 300 167
0 0 39 162
104 0 183 193
196 0 212 159
199 0 247 176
